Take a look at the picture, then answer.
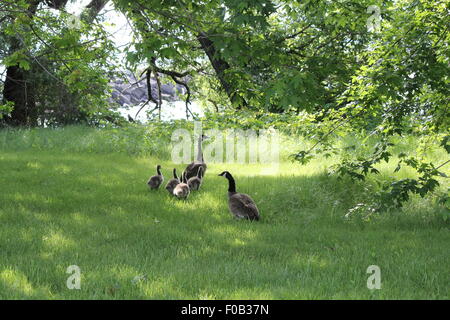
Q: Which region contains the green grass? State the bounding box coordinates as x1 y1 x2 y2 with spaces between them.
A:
0 126 448 299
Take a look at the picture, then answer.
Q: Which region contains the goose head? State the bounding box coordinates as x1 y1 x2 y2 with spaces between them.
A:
218 171 231 178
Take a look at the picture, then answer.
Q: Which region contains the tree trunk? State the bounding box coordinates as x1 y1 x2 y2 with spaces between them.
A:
2 0 108 126
82 0 109 23
197 32 247 109
2 0 42 126
3 66 37 126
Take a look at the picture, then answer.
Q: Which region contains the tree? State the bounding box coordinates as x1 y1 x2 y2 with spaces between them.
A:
114 0 375 113
0 0 114 126
293 0 449 211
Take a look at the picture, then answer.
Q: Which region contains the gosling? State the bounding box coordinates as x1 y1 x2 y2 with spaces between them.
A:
173 171 190 199
147 164 163 190
165 168 180 195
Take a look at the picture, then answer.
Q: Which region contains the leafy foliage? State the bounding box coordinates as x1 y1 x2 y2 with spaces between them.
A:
0 0 118 125
290 0 449 211
114 0 378 111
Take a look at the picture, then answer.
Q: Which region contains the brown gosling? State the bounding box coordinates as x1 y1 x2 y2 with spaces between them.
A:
218 171 260 221
165 168 180 195
173 171 190 199
187 166 203 191
147 164 164 190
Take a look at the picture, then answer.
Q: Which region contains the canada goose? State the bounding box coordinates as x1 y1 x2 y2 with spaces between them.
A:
165 168 180 195
185 134 207 180
173 171 190 199
218 171 260 221
147 164 164 190
188 166 203 191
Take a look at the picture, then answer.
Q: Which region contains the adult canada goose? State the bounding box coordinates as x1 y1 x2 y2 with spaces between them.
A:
218 171 260 221
173 171 190 199
185 134 207 180
187 166 203 191
147 164 164 190
165 168 180 195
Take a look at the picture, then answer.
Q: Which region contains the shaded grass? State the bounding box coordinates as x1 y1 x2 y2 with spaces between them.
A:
0 127 448 299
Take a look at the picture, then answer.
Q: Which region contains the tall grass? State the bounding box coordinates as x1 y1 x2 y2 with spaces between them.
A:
0 125 170 158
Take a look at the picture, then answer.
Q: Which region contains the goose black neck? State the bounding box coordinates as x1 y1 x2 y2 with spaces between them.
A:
225 173 236 193
157 167 161 175
173 168 178 179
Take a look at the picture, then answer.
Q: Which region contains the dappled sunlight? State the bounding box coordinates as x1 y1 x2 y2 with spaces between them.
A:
0 269 51 299
168 187 224 215
4 192 65 215
41 230 77 251
231 238 247 247
67 212 95 227
26 161 43 170
9 192 57 206
227 288 276 300
0 269 35 297
207 161 329 178
208 225 259 246
54 164 72 174
139 275 186 299
290 252 329 270
197 291 218 300
17 227 41 244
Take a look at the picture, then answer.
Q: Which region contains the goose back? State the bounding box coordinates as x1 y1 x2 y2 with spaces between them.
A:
165 168 180 194
187 166 203 191
228 192 260 221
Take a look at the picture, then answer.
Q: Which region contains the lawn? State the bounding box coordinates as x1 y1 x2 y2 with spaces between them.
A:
0 127 448 299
